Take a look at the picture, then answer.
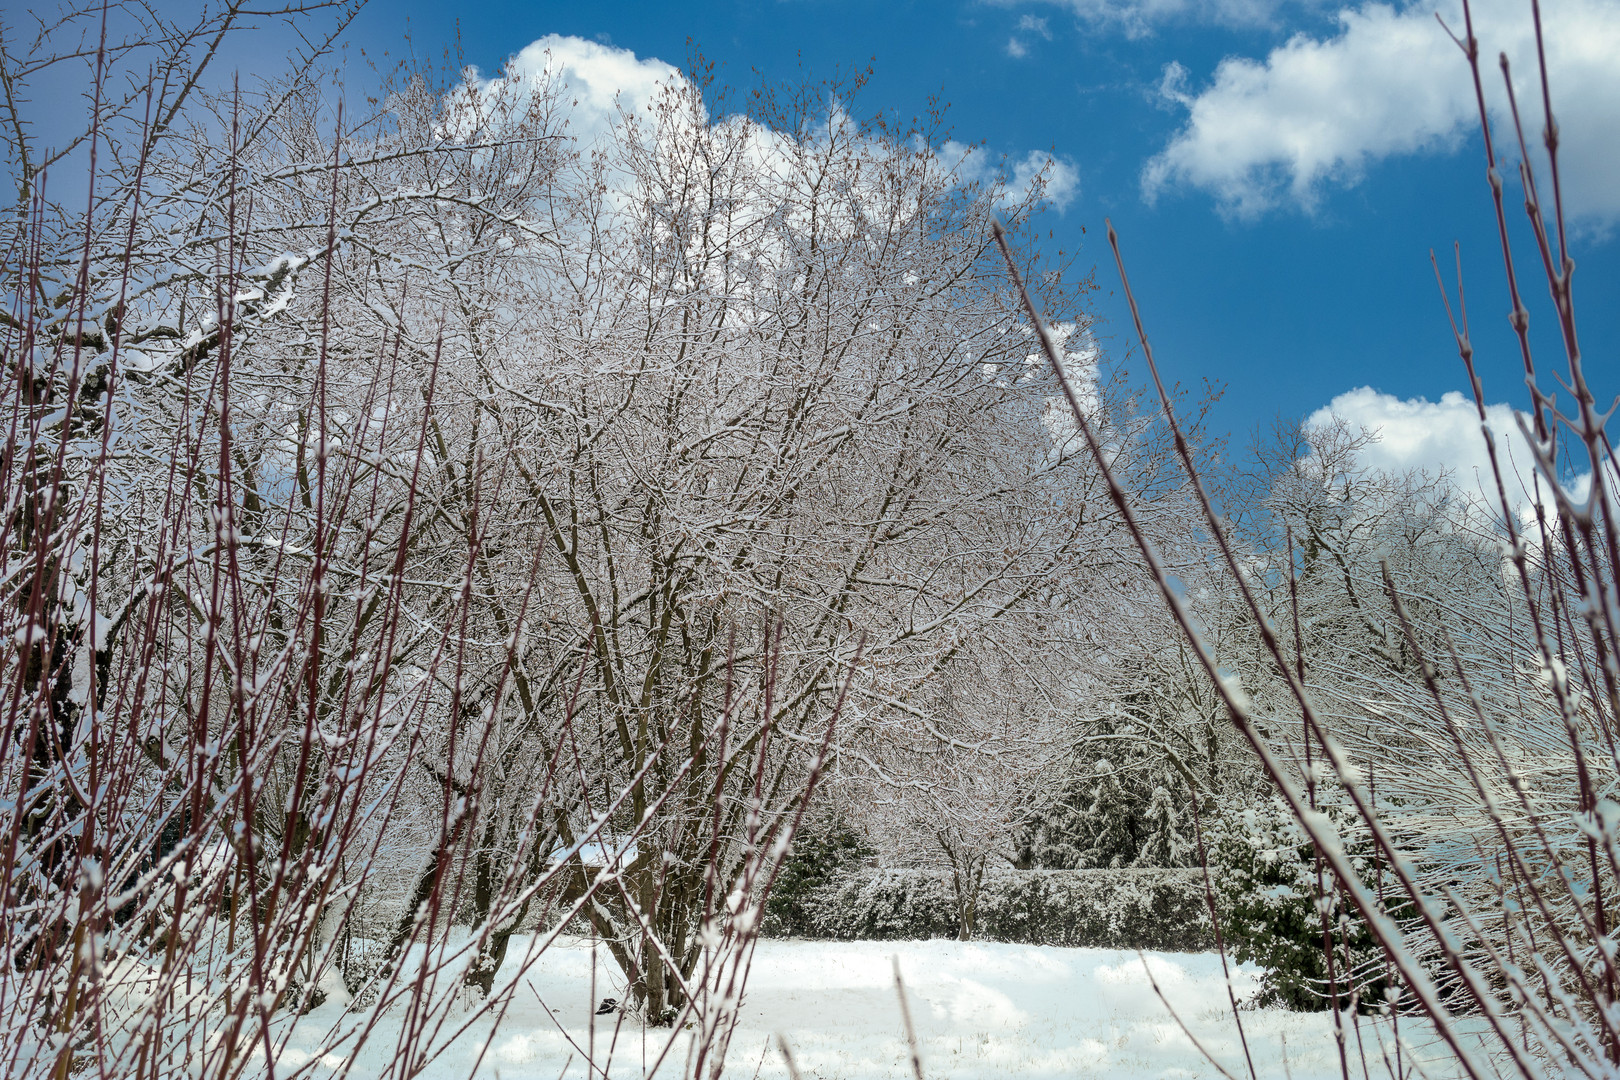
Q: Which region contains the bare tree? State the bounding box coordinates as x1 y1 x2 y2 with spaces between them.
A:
865 647 1065 939
413 66 1171 1018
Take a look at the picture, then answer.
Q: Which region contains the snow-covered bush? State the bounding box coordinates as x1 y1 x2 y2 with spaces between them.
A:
1210 796 1423 1010
985 869 1212 950
763 816 875 938
791 867 1212 950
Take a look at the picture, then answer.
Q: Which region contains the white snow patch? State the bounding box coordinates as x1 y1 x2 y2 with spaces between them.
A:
282 937 1473 1078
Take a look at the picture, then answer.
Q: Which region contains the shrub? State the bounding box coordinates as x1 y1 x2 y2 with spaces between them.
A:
1210 796 1421 1010
763 820 875 938
781 867 1213 951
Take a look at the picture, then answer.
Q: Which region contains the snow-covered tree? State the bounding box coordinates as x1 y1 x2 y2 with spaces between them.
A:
864 647 1066 938
425 66 1125 1012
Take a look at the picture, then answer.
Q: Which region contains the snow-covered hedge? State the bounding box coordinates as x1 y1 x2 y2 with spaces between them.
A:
782 868 1213 951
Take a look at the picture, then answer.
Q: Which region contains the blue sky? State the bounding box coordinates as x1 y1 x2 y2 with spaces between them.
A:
312 0 1620 474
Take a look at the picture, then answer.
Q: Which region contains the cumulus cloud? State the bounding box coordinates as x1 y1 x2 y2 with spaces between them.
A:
1309 387 1528 492
1311 387 1620 531
1142 0 1620 227
1013 150 1081 209
502 34 688 144
1028 323 1105 440
487 36 1078 210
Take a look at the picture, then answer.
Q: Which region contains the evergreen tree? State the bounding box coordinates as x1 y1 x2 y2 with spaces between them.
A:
1133 784 1189 868
1079 760 1140 869
1017 734 1195 869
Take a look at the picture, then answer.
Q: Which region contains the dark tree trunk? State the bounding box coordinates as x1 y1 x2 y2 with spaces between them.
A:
945 847 987 942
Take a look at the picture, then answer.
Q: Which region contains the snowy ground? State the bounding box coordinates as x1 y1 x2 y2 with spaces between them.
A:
287 937 1466 1079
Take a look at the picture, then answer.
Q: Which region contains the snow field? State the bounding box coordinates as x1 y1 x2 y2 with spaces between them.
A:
287 938 1467 1079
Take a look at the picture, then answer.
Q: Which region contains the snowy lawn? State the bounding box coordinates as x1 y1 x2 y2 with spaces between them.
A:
288 938 1466 1079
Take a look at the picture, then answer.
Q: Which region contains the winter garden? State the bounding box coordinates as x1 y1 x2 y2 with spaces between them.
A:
0 0 1615 1077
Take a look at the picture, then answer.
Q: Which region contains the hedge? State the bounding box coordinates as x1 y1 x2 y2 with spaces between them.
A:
774 867 1214 952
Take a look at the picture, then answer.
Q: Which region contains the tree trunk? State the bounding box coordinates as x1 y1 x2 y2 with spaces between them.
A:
369 802 473 999
946 849 986 942
463 817 558 997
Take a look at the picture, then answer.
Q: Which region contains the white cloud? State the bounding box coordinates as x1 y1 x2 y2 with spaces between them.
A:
1007 15 1053 56
1312 387 1620 532
1142 0 1620 227
1030 323 1105 441
937 143 1081 210
485 37 1078 210
1014 150 1081 209
503 34 689 145
1018 14 1056 37
1307 386 1545 507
